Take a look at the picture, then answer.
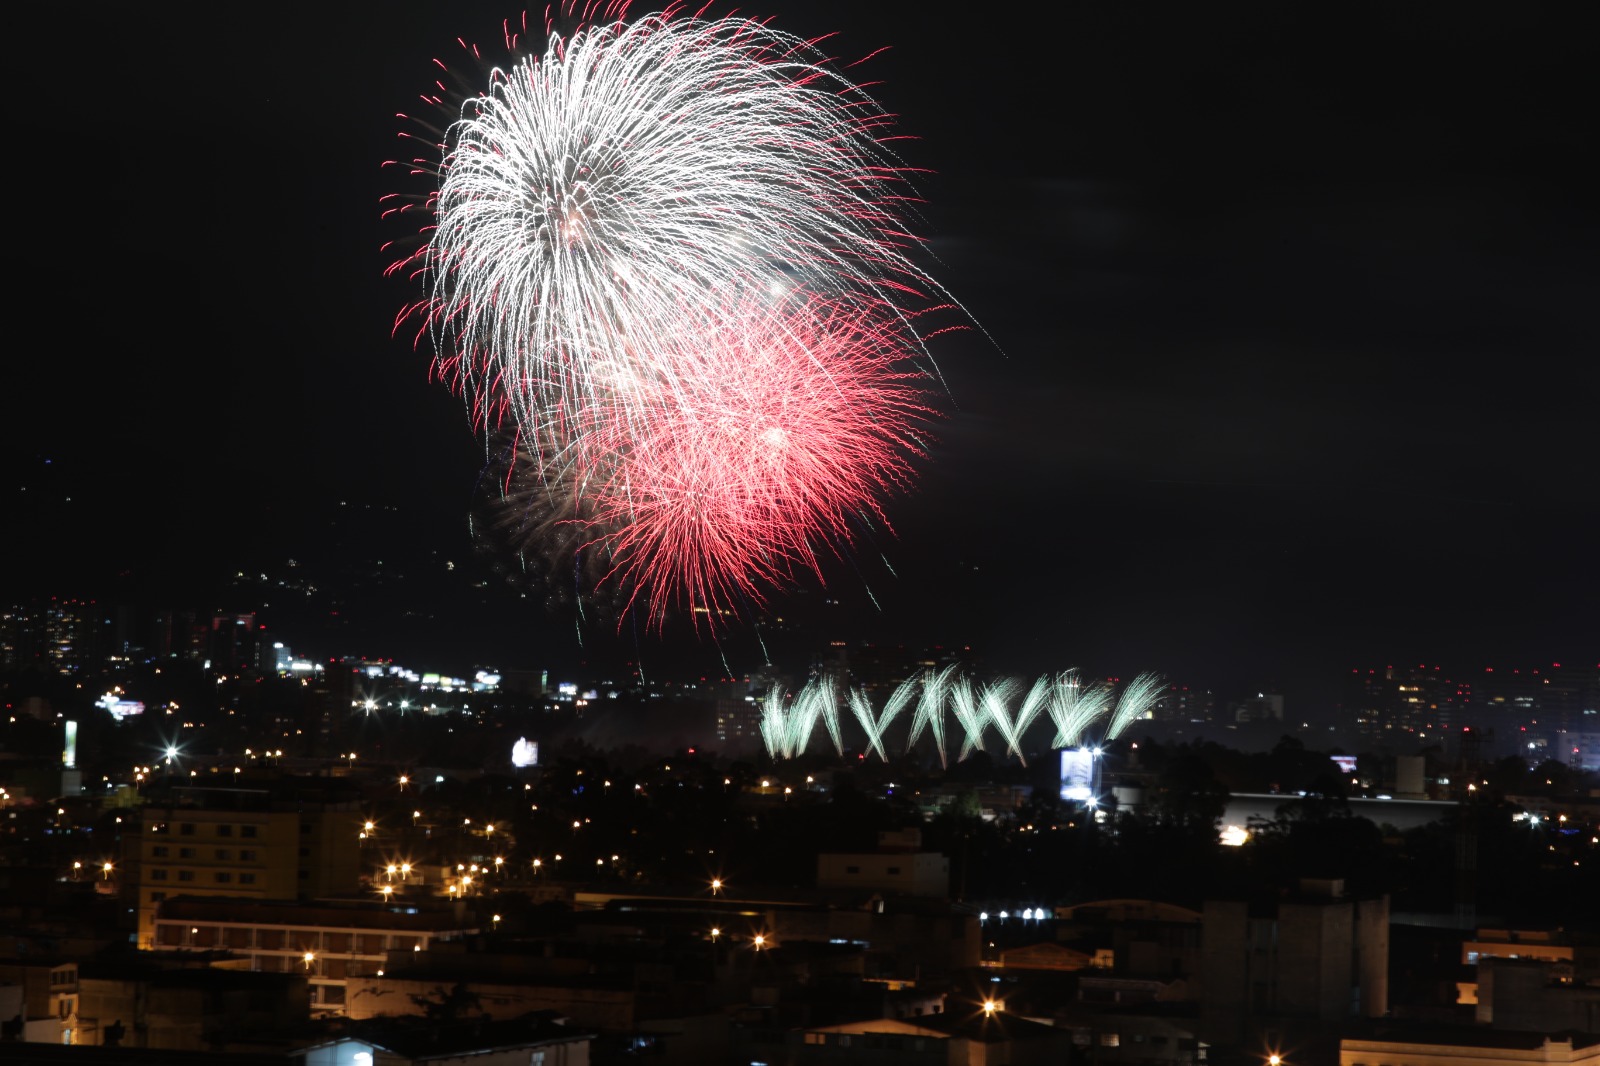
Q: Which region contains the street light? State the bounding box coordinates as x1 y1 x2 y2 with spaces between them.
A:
710 878 723 895
303 951 315 970
102 862 114 880
752 933 766 952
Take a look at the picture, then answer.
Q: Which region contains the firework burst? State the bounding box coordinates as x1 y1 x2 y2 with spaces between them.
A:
388 7 958 430
389 6 965 628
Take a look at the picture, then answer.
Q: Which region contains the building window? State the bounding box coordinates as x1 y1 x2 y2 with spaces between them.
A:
241 825 258 839
1100 1033 1120 1047
150 892 166 902
178 870 194 882
150 869 168 881
215 873 232 884
299 847 310 858
240 873 256 885
178 848 195 859
216 849 231 860
240 850 257 861
179 823 195 836
887 866 901 875
216 824 233 837
151 846 169 858
846 865 860 874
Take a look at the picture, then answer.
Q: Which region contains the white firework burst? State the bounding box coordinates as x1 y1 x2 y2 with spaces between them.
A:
400 10 954 435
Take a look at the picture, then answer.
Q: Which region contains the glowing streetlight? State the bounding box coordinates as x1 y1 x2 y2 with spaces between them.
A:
398 775 409 789
381 885 393 901
102 862 114 880
400 863 411 880
710 927 721 942
72 861 82 880
386 864 397 881
303 951 315 970
752 933 766 952
492 914 502 929
983 999 999 1017
710 878 723 895
532 859 542 874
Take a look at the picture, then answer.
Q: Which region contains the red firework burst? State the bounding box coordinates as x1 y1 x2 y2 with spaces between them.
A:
530 295 940 628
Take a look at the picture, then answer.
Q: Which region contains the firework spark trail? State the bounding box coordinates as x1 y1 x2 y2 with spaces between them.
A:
814 678 847 758
986 676 1052 767
949 676 991 763
903 665 957 768
1047 671 1112 748
849 688 889 762
760 682 795 760
1103 671 1164 741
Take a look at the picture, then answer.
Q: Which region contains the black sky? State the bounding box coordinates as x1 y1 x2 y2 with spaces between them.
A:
8 3 1597 704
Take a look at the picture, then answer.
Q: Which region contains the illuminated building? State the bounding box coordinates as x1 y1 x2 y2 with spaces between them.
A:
153 898 478 1016
1341 1027 1600 1066
1348 664 1473 742
126 783 363 950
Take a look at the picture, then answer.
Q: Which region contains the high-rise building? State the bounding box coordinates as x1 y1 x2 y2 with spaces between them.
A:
1347 664 1473 743
1152 683 1217 725
1200 878 1388 1045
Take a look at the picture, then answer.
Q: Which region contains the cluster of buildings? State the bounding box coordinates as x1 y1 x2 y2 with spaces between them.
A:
0 757 1595 1066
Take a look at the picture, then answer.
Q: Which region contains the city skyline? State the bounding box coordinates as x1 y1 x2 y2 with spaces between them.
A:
7 5 1595 698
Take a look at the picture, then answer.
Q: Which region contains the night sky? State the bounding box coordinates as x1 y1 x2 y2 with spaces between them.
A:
8 3 1596 706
